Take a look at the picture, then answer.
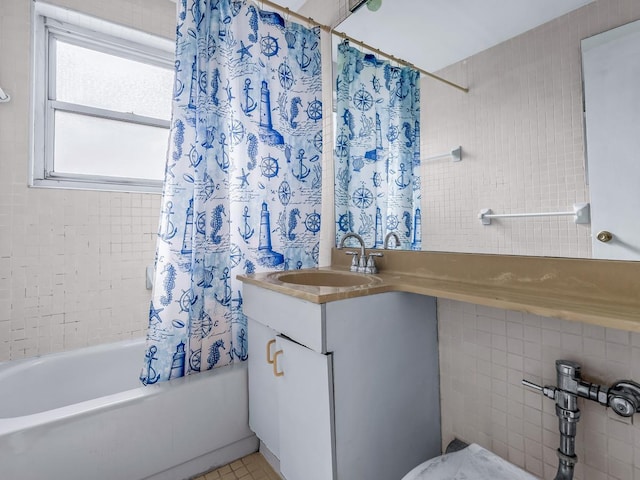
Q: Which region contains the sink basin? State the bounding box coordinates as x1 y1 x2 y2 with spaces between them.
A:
274 270 378 287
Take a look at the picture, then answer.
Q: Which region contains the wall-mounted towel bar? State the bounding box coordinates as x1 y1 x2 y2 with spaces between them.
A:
0 86 10 103
425 146 462 162
479 202 590 225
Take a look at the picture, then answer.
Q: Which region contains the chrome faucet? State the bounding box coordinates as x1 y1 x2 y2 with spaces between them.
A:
338 233 382 274
523 360 640 480
384 231 400 249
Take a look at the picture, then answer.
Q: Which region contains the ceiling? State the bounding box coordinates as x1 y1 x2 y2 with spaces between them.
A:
284 0 595 72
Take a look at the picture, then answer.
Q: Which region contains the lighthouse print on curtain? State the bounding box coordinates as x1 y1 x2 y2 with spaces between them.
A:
334 41 421 250
141 0 322 384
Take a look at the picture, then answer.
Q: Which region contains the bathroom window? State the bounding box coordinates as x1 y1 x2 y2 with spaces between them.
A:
31 3 174 192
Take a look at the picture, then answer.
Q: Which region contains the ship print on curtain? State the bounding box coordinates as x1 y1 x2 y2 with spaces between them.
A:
334 41 421 250
141 0 322 384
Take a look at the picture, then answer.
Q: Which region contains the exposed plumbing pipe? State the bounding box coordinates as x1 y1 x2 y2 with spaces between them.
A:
523 360 640 480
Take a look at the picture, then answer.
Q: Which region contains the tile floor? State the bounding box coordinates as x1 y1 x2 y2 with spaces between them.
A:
192 452 282 480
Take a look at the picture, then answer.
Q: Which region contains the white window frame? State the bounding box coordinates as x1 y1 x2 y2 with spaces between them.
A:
31 2 174 193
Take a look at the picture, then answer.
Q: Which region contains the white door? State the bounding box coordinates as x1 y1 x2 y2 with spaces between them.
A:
276 335 335 480
583 21 640 260
247 318 280 457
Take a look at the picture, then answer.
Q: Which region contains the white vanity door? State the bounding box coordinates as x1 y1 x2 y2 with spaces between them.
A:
583 21 640 260
276 335 335 480
247 318 280 458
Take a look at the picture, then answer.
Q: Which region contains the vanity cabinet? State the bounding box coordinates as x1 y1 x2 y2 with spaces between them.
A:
247 319 334 480
243 283 441 480
247 319 280 458
275 334 334 480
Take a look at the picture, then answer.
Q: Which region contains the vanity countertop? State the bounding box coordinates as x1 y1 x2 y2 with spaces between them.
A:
238 249 640 332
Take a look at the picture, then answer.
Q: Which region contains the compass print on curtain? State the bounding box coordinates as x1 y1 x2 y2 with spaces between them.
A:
141 0 322 385
334 40 421 250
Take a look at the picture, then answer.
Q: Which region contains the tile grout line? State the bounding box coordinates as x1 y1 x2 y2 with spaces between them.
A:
192 452 282 480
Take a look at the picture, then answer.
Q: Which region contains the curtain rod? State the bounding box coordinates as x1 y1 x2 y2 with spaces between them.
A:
256 0 469 93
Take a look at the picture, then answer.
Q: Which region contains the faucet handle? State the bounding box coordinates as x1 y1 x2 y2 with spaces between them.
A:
358 254 367 271
344 251 359 272
364 252 383 274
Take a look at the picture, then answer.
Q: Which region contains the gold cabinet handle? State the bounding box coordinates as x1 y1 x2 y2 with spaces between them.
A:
273 350 284 377
266 339 276 364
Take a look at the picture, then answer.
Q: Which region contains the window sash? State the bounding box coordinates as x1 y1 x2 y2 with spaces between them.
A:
49 101 171 131
31 3 174 193
45 18 172 72
46 104 170 185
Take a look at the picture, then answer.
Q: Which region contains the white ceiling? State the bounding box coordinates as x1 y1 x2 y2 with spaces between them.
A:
289 0 595 72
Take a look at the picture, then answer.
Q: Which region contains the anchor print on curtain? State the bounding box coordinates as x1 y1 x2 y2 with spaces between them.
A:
141 0 322 384
334 41 421 250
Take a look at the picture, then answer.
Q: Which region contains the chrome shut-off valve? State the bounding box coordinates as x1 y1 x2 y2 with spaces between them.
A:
523 360 640 480
523 361 640 417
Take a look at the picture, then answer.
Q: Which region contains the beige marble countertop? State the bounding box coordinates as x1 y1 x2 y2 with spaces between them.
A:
238 249 640 332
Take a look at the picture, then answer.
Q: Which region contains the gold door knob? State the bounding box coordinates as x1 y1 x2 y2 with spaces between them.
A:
596 231 613 243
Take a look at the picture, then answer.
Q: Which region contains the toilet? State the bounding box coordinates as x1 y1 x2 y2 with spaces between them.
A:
401 443 538 480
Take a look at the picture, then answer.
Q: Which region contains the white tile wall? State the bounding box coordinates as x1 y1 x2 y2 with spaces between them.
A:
0 0 174 361
421 0 640 258
439 298 640 479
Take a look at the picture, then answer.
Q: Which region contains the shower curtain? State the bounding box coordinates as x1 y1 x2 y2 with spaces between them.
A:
334 41 421 250
141 0 322 384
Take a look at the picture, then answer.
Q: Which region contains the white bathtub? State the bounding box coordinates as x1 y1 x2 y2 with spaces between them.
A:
0 338 257 480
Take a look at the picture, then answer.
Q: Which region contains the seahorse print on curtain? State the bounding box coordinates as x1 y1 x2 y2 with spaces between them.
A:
141 0 322 384
334 41 421 250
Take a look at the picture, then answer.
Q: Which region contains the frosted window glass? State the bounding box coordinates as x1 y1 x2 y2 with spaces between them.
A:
54 111 168 180
55 40 173 120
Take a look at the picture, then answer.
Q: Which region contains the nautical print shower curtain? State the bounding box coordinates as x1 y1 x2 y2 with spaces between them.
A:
141 0 322 384
334 41 421 250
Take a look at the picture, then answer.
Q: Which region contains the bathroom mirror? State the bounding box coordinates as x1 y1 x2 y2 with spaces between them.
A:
333 38 422 251
331 0 640 261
